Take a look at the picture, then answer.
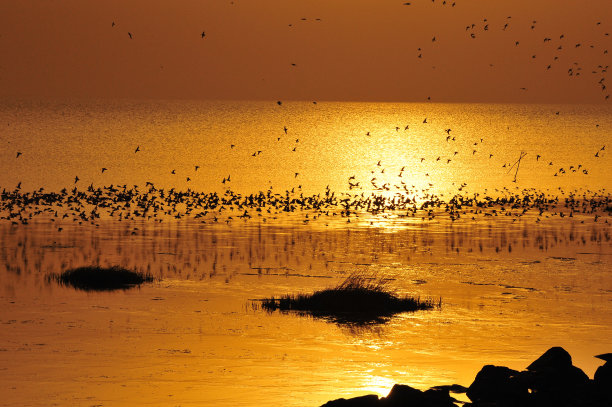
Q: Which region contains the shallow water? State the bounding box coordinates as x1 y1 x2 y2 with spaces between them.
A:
0 100 611 406
1 212 611 406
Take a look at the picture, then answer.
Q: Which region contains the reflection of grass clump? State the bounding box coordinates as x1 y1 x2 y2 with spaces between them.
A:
260 274 438 325
52 266 153 291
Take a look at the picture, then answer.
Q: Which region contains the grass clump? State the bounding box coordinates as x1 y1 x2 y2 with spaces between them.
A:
259 274 438 325
51 265 153 291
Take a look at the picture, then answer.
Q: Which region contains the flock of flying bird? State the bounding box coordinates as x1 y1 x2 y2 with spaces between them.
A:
4 108 610 229
108 1 609 101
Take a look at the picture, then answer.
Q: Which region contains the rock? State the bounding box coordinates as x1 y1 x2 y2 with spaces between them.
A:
521 347 591 405
422 388 458 406
380 384 457 407
429 384 468 394
526 347 573 372
320 394 380 407
594 361 612 403
381 384 423 406
594 361 612 384
466 365 528 404
594 353 612 363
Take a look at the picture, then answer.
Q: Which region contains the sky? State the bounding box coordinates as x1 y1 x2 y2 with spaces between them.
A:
0 0 610 103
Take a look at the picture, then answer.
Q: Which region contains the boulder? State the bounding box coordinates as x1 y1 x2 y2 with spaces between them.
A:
526 347 573 372
381 384 424 406
320 394 380 407
466 365 528 404
594 361 612 385
429 384 468 394
521 347 591 405
593 360 612 403
380 384 456 407
422 388 458 407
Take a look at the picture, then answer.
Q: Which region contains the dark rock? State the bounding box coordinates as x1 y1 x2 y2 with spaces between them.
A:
594 353 612 363
380 384 457 407
520 348 591 405
320 394 380 407
594 361 612 404
422 388 458 406
523 347 590 390
429 384 468 394
381 384 424 406
526 347 573 372
466 365 528 404
594 361 612 384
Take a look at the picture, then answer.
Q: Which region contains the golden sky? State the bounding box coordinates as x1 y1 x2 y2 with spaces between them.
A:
0 0 609 102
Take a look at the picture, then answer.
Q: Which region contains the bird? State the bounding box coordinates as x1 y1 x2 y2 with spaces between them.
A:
112 21 115 27
201 31 206 38
195 165 200 171
135 146 140 153
101 168 107 173
16 152 21 158
284 126 288 134
128 32 133 39
74 176 79 183
277 101 282 106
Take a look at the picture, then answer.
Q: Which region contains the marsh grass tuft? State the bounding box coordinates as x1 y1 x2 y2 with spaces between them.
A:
50 265 154 291
258 273 438 325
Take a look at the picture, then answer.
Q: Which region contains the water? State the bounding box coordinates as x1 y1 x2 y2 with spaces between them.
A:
1 100 610 194
0 100 611 406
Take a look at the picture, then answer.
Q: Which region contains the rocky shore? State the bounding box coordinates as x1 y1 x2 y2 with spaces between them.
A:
320 347 611 407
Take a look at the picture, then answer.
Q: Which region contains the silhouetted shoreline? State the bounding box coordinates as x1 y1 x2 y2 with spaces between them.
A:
320 347 611 406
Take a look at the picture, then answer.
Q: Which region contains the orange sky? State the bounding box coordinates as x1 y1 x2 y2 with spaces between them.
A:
0 0 609 102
